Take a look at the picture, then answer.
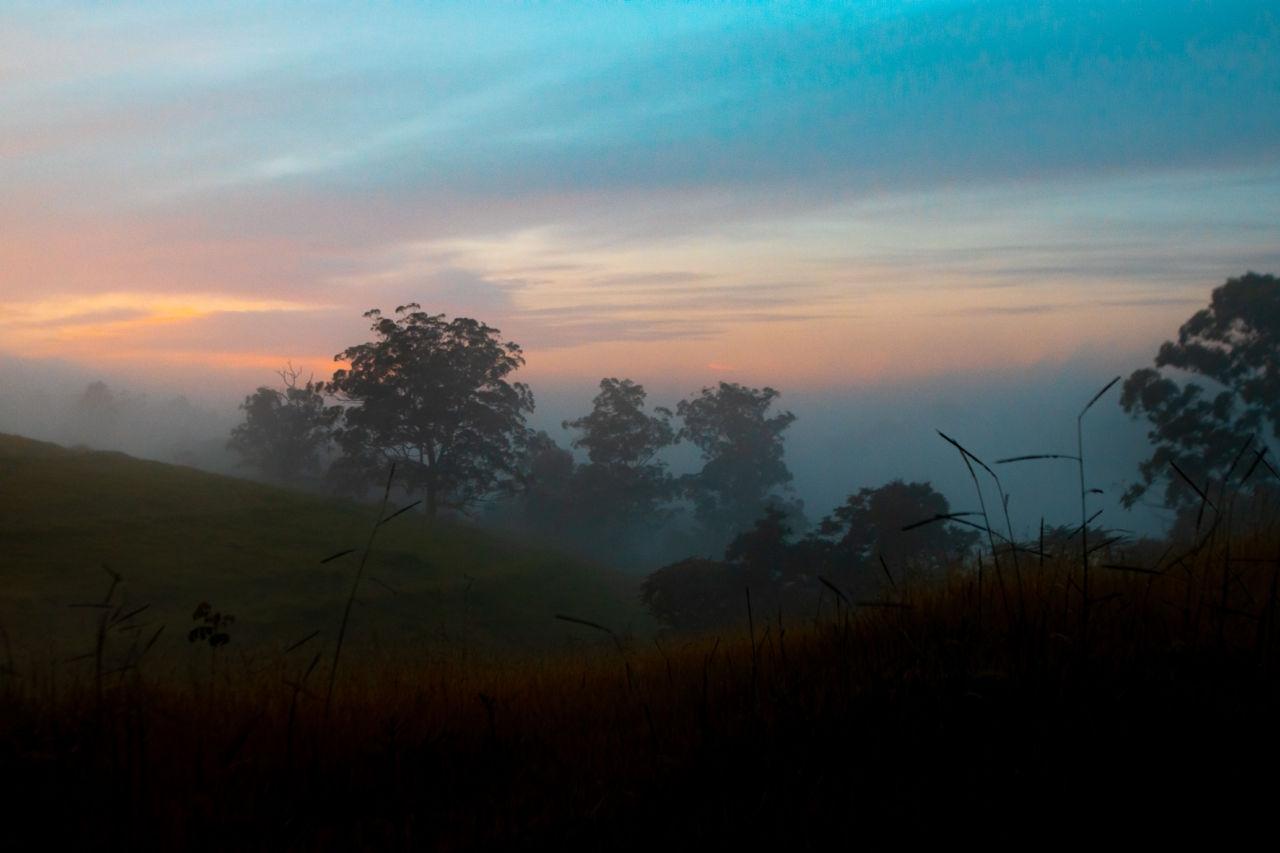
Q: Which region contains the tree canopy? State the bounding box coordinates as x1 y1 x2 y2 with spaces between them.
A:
1121 272 1280 508
817 480 977 579
328 306 534 518
641 507 817 633
676 382 799 543
562 378 677 525
227 369 338 486
510 430 577 532
640 480 972 630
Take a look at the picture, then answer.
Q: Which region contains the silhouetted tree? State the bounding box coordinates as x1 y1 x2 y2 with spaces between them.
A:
643 506 826 631
676 382 800 545
70 380 123 447
1121 272 1280 509
640 558 737 633
563 378 677 529
511 430 577 531
328 306 534 518
816 480 977 582
724 505 796 587
228 367 338 485
79 380 118 415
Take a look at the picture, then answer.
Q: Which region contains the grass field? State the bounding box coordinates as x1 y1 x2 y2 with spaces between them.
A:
0 433 648 656
2 432 1279 849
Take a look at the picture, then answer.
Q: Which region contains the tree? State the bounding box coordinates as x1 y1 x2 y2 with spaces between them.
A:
562 378 677 527
723 505 797 587
642 506 825 631
227 367 338 485
510 430 577 532
328 305 534 518
78 380 118 415
1121 272 1280 509
676 382 799 544
816 480 977 581
640 557 738 633
70 381 123 448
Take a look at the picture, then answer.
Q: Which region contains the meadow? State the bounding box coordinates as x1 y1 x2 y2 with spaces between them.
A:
0 434 647 655
2 432 1278 849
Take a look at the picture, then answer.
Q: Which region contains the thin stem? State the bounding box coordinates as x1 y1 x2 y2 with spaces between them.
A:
324 462 397 722
1078 414 1089 637
1077 376 1121 643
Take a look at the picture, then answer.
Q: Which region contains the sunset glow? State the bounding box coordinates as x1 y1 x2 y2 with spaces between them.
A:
2 2 1278 397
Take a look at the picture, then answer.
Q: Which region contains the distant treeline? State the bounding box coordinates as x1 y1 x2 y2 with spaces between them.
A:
218 274 1280 624
223 306 809 565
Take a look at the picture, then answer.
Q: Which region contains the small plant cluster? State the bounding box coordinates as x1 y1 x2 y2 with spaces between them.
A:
187 601 234 648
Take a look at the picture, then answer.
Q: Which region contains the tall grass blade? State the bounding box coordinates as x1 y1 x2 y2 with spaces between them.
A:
324 462 397 723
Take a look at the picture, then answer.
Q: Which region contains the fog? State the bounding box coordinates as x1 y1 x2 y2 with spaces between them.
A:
1 348 1167 566
0 355 239 475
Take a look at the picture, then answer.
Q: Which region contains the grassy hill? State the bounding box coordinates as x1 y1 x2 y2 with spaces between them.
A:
0 433 648 656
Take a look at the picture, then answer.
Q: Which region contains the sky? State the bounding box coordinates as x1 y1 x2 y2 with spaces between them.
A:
2 1 1279 530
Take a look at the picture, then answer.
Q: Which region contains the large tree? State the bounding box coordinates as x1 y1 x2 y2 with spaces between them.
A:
562 378 677 526
328 306 534 518
228 368 338 486
1121 272 1280 509
676 381 799 543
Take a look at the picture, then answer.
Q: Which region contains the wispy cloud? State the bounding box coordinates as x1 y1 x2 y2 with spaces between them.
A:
0 2 1277 392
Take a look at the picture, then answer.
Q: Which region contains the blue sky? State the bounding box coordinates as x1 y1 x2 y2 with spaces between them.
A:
2 0 1277 379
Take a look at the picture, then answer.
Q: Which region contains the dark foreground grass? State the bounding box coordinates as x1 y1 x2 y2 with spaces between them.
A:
3 526 1279 851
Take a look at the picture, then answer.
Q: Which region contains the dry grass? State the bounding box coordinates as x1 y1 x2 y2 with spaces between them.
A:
2 521 1278 850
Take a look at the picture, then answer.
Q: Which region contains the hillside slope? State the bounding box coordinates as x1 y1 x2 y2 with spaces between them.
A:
0 434 647 654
